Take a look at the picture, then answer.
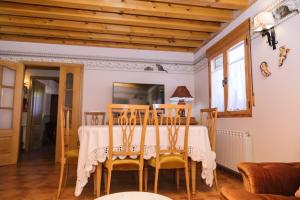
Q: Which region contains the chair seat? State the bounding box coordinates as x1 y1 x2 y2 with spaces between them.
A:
149 154 185 169
65 149 79 158
105 158 141 171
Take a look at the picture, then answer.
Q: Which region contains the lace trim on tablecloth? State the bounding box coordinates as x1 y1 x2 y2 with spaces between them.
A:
75 146 216 196
75 148 107 196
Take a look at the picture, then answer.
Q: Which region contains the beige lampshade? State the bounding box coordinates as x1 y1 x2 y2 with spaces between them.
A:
170 86 194 102
253 12 275 32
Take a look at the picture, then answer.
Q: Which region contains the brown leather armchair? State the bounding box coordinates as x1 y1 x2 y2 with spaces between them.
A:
221 162 300 200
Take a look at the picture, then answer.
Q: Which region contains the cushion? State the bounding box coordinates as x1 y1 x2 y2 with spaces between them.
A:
65 149 79 158
295 187 300 198
105 158 140 171
149 154 185 169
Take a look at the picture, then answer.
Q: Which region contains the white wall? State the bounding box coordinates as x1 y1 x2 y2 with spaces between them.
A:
83 69 195 114
194 67 209 117
194 0 300 162
0 40 194 64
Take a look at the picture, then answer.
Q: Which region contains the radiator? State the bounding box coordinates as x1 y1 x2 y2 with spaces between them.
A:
216 129 253 172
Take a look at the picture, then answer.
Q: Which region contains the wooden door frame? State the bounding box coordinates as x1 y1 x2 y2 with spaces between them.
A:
21 61 83 162
25 76 59 152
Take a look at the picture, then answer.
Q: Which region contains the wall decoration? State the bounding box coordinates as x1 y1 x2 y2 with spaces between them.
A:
156 64 168 73
279 46 290 66
0 54 195 74
144 66 154 71
269 0 300 24
252 0 300 39
260 61 272 77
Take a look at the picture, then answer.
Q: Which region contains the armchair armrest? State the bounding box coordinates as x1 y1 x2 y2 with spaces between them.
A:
238 162 300 196
221 187 300 200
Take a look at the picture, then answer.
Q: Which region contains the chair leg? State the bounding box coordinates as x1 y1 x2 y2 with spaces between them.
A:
144 167 148 192
64 161 69 187
176 169 180 191
96 164 102 197
106 169 112 195
139 168 143 191
191 160 196 195
184 164 191 200
213 169 218 191
57 161 65 199
154 168 159 193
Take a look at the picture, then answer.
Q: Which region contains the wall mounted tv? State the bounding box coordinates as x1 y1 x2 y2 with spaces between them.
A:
112 82 165 105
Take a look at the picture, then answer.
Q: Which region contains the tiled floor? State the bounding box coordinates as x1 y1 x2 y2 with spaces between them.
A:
0 147 243 200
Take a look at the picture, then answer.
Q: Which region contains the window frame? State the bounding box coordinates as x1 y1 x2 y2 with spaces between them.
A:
207 19 253 118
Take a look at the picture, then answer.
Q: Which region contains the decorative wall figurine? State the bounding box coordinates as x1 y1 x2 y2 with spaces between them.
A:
156 64 168 73
271 0 300 24
144 66 154 71
279 46 290 67
275 4 299 19
260 61 272 77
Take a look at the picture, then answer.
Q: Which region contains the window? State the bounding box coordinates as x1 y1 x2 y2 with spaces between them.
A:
207 20 253 117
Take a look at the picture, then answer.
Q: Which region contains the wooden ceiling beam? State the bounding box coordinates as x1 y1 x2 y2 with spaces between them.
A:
0 26 202 47
139 0 249 10
0 2 221 32
1 0 233 22
0 34 195 52
0 15 211 41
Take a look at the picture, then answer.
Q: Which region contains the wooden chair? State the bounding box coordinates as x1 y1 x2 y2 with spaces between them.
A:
84 111 106 125
145 104 192 200
200 108 218 190
135 109 163 125
104 104 149 194
148 110 164 125
57 107 79 199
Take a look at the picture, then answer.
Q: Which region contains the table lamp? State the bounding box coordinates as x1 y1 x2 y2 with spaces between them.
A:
170 86 194 116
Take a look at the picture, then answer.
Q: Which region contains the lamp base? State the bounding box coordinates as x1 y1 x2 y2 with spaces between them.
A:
178 100 186 117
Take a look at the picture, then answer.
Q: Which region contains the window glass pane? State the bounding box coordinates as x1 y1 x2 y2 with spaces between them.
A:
0 109 12 129
65 73 73 127
0 88 14 108
211 54 224 112
66 73 73 90
65 91 73 108
2 67 16 87
227 41 247 111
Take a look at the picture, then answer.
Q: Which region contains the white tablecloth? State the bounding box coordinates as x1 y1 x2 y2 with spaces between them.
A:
75 125 216 196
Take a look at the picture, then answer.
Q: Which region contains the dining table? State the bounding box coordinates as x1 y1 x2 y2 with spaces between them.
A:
74 125 216 197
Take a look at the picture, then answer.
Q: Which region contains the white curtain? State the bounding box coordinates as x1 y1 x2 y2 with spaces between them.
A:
227 42 247 111
211 56 224 112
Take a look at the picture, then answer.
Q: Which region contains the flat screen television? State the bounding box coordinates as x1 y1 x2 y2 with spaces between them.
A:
113 82 165 105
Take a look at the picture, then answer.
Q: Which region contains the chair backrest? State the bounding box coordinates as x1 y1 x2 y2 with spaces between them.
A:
153 104 192 160
84 111 106 125
60 106 71 160
134 109 163 125
200 108 218 151
107 104 149 161
148 110 164 125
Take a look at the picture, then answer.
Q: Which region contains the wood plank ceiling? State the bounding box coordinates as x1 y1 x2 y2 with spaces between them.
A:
0 0 252 52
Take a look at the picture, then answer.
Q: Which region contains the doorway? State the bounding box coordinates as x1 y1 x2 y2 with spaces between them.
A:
0 60 83 166
21 68 60 160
